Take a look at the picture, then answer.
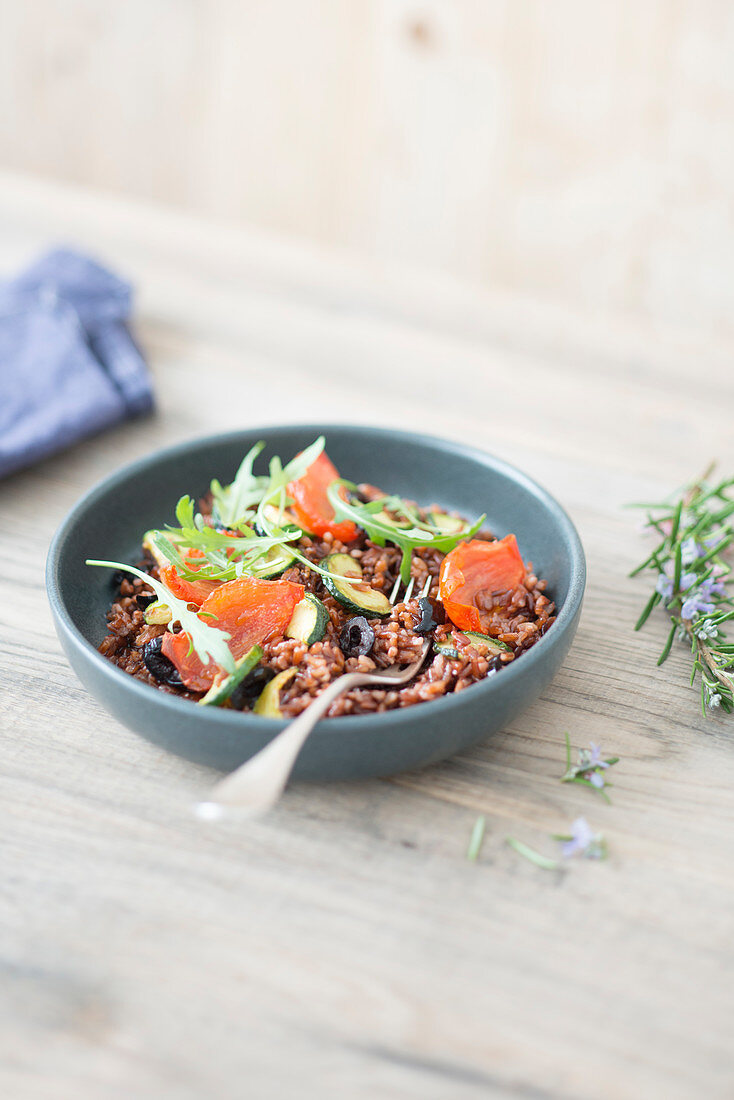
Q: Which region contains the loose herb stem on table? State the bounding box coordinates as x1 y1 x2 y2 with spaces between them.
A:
631 467 734 714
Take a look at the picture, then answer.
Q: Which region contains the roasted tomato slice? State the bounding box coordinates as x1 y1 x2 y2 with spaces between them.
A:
287 451 358 543
438 536 526 632
162 576 304 691
160 563 221 608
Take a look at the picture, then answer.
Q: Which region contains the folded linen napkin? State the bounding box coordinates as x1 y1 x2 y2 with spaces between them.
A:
0 248 153 479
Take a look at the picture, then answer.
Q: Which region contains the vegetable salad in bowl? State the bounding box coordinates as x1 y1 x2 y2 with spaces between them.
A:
89 437 556 718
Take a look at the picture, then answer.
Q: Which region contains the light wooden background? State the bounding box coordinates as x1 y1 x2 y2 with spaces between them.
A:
2 0 733 343
1 172 734 1098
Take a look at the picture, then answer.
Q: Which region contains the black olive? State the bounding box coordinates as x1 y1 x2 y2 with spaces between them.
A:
110 569 128 590
136 591 156 610
489 654 507 673
229 666 275 711
339 616 375 657
414 597 445 634
142 637 184 688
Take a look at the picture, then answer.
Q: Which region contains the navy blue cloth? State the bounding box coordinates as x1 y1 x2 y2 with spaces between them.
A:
0 248 153 479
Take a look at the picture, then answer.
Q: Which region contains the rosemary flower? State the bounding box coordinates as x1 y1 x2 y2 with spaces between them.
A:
559 817 607 860
631 466 734 715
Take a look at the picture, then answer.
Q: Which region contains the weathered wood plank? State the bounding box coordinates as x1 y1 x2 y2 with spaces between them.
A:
1 176 733 1099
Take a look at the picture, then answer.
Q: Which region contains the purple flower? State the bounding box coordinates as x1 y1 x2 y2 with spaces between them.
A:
561 817 596 858
655 566 697 603
577 742 610 787
698 576 726 600
560 818 608 860
587 742 608 769
681 593 716 621
681 537 702 565
656 574 673 600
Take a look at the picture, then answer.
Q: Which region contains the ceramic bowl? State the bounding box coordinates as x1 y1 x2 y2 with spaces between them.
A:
46 424 585 780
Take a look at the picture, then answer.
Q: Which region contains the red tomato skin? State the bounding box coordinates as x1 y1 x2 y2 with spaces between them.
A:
160 564 221 608
288 451 358 543
439 536 526 633
161 576 304 691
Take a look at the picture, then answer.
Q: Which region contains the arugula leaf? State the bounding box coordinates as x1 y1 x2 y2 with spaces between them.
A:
210 441 270 526
86 559 235 673
326 479 485 584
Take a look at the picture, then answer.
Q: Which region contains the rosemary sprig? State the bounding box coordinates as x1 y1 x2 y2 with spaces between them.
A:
506 817 607 869
466 815 486 861
506 836 560 870
630 467 734 714
560 730 618 802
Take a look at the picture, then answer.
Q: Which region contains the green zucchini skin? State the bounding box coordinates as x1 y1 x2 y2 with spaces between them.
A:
253 505 303 538
254 543 299 579
433 631 511 660
285 594 329 645
429 512 465 534
321 553 392 618
198 645 264 707
462 631 512 654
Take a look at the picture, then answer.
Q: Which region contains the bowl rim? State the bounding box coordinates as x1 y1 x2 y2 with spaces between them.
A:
46 422 586 733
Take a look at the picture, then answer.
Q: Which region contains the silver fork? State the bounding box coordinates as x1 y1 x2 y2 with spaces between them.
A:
196 638 430 819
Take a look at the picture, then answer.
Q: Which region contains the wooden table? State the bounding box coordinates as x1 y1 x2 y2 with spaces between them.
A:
2 172 733 1100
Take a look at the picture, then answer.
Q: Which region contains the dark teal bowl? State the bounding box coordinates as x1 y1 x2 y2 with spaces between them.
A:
46 425 585 780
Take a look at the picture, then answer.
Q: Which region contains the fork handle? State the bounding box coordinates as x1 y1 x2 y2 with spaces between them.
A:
205 672 368 812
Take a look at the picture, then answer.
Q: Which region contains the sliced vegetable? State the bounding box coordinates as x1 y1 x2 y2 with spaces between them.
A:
461 631 512 654
198 645 263 707
253 667 297 717
144 600 172 626
143 529 182 570
160 562 221 608
429 512 465 535
87 558 235 675
369 509 411 531
287 451 358 543
254 504 304 536
285 594 329 645
321 553 392 617
253 542 299 579
438 536 526 632
433 632 510 660
162 576 304 691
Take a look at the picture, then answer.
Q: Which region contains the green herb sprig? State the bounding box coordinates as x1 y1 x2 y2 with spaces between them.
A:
327 480 485 583
85 560 235 672
210 441 269 527
560 730 618 803
631 466 734 714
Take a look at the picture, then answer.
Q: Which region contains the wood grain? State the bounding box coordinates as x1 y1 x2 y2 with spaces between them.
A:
2 2 734 342
1 174 733 1099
